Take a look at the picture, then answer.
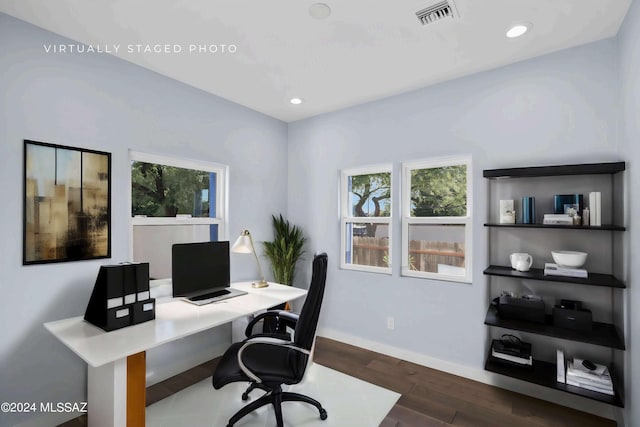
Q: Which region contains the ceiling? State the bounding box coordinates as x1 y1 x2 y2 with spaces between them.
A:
0 0 632 122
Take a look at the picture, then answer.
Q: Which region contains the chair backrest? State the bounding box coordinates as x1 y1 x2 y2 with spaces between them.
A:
293 253 328 351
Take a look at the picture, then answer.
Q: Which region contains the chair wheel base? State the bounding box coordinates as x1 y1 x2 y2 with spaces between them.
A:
320 409 328 420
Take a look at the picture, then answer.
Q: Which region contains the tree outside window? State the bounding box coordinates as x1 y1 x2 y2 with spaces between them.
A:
130 152 226 279
341 166 392 274
402 158 472 283
131 161 214 218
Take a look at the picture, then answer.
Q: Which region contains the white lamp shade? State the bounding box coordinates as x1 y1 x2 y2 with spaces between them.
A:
232 234 253 254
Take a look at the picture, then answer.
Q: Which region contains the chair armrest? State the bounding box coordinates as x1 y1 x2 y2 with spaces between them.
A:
245 310 300 338
245 332 291 341
236 337 310 383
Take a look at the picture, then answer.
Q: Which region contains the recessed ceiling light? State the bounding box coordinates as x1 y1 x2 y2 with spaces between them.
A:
309 3 331 19
506 22 532 38
290 97 303 105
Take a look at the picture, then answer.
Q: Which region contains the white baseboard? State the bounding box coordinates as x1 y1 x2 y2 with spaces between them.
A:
317 327 621 423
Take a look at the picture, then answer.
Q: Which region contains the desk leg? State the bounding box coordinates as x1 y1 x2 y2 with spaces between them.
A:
87 358 127 427
127 352 146 427
87 353 146 427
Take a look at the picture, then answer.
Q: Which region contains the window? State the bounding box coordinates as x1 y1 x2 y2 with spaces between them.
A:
129 151 227 279
402 156 472 282
340 165 392 274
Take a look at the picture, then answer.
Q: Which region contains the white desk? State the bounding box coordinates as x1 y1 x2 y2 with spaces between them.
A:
44 282 307 427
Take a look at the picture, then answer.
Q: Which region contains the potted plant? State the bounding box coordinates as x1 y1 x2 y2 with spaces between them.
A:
263 214 306 287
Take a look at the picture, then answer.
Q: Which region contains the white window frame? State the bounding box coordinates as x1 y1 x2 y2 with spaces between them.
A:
128 150 229 258
401 155 472 283
340 164 393 275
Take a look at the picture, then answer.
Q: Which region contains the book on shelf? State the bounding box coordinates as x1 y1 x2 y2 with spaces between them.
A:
567 373 613 390
589 192 602 226
566 378 613 395
491 349 532 366
491 340 532 366
566 359 614 395
557 349 566 383
543 214 573 225
544 263 588 278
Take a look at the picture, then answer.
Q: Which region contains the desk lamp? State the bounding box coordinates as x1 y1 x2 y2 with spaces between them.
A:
232 230 269 288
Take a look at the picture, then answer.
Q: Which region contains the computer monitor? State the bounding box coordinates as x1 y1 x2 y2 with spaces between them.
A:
171 241 230 298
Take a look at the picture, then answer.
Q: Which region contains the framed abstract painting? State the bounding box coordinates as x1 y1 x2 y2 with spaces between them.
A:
23 140 111 264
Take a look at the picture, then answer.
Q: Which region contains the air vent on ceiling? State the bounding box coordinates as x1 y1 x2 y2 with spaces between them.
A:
415 0 457 25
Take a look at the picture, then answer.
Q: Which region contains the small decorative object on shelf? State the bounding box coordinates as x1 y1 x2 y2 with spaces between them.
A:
510 252 533 272
582 207 590 226
551 250 587 268
554 194 584 217
522 196 535 224
499 199 515 224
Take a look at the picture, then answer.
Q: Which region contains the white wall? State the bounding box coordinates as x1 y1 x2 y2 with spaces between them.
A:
288 38 623 417
0 13 288 426
618 0 640 423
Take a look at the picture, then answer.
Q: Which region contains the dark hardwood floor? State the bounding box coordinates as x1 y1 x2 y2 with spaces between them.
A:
60 336 616 427
313 337 616 427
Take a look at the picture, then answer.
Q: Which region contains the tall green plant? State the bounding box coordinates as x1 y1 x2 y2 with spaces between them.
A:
263 214 306 286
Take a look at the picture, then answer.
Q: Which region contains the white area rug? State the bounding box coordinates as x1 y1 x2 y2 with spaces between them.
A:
147 363 400 427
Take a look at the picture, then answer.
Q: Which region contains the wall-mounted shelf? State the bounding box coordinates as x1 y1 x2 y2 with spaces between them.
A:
483 161 626 407
483 266 626 289
484 305 625 349
483 162 625 179
484 223 625 231
485 345 623 407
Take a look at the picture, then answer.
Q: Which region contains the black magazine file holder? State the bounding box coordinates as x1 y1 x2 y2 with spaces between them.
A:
84 263 154 331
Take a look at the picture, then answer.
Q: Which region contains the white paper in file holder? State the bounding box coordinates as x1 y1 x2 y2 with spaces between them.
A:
115 308 130 318
107 297 123 309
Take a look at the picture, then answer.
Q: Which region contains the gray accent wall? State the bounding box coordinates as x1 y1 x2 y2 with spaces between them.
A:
0 13 287 427
618 0 640 423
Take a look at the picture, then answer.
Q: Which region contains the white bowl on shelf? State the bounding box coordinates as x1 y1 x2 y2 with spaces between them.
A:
551 250 588 268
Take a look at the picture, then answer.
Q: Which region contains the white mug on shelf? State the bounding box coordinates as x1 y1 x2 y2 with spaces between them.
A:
510 253 533 271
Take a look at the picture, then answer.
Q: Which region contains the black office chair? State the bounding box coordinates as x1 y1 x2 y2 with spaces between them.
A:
212 253 329 427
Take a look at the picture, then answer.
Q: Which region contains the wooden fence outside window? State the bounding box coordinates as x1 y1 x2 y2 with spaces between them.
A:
352 236 464 272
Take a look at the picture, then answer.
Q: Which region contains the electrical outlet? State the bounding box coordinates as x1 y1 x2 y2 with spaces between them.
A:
387 316 395 330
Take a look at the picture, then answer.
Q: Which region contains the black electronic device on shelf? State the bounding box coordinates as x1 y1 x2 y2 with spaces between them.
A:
84 262 155 331
553 299 593 332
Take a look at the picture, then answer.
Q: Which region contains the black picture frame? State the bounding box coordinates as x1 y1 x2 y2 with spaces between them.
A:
23 139 111 265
